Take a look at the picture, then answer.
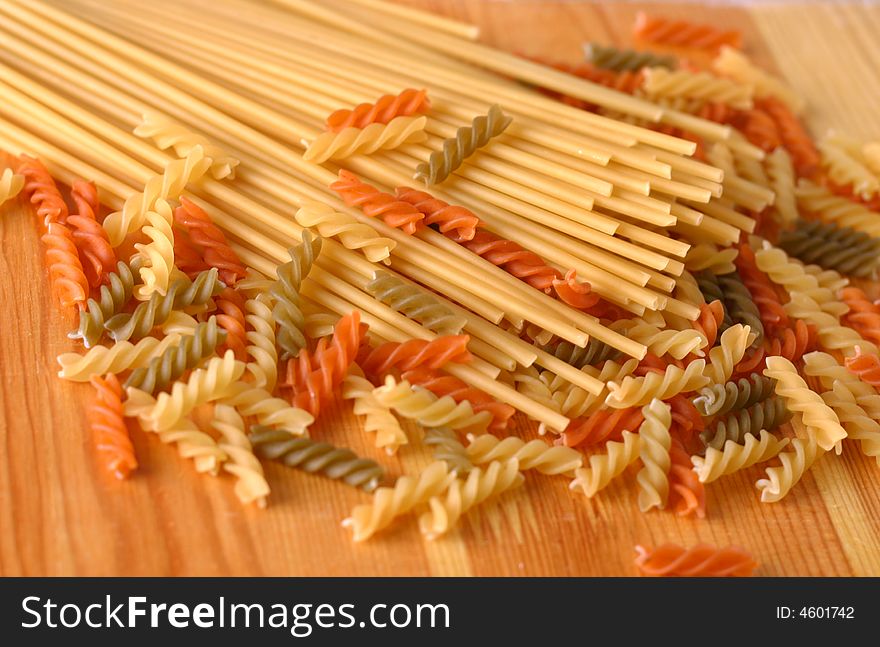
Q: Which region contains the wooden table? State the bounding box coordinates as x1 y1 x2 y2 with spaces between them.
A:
2 1 879 576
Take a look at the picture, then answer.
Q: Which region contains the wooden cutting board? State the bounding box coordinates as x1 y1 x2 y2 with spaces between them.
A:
2 0 879 576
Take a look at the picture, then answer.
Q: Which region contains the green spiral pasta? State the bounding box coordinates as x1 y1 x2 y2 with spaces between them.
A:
425 427 473 475
414 104 512 185
540 338 620 369
104 268 224 342
700 397 791 450
270 232 322 359
124 316 226 394
583 42 677 72
71 259 142 347
692 373 776 417
367 270 466 335
717 271 764 347
695 271 734 332
250 425 384 492
778 220 880 278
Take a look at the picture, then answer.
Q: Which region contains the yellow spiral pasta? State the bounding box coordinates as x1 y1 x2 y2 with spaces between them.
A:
294 201 395 264
795 180 880 239
343 372 408 455
606 359 709 409
102 146 212 246
624 321 706 359
343 461 454 541
756 434 824 503
800 264 848 293
549 358 639 418
764 356 846 452
372 376 492 432
243 292 278 392
862 141 880 177
636 399 672 512
212 404 270 508
222 381 313 435
712 46 804 114
512 366 561 416
419 458 523 540
784 291 879 357
133 199 176 299
642 67 753 109
684 243 739 276
703 324 754 385
569 430 640 497
465 433 582 476
0 167 24 207
57 334 181 382
691 430 790 483
818 135 879 198
155 416 227 476
765 148 798 224
134 111 239 179
302 115 427 163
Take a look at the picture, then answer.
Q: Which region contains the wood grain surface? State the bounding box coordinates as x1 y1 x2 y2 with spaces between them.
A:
2 0 879 577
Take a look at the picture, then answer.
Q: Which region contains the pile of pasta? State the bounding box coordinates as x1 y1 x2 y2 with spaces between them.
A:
1 0 878 575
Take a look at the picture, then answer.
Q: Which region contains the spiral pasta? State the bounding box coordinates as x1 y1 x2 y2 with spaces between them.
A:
540 338 620 370
756 433 823 503
764 148 798 224
57 334 182 382
362 335 472 380
642 68 753 110
270 233 322 359
550 358 639 418
569 430 640 498
250 425 384 492
693 372 776 417
223 381 314 434
606 359 709 409
684 243 738 276
819 135 879 198
561 407 644 448
796 180 880 238
17 155 68 225
692 300 725 349
395 186 480 241
304 115 427 163
636 399 672 512
816 381 880 464
633 12 743 51
331 170 425 234
294 200 395 264
703 324 754 385
173 197 247 286
635 544 757 577
465 434 582 476
717 273 764 347
372 377 492 431
582 42 676 72
758 97 820 178
509 366 560 418
41 220 90 311
326 88 431 132
67 180 116 289
624 322 705 360
713 46 804 114
451 228 558 292
156 416 227 475
840 287 880 345
844 347 880 388
701 397 790 449
88 374 137 479
734 243 790 331
0 167 24 207
366 270 466 335
414 104 512 185
134 111 239 179
668 436 705 518
784 291 879 357
425 427 472 474
213 286 247 361
132 199 175 299
419 459 523 540
211 405 269 508
343 371 408 454
693 430 790 483
778 220 880 278
343 461 454 541
242 292 278 392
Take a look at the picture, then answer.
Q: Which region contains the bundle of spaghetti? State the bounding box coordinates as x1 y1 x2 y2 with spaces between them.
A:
269 233 322 359
693 372 776 417
213 286 248 361
717 272 764 347
211 404 269 508
816 381 880 464
777 219 880 278
104 268 224 342
691 300 725 349
702 324 754 384
712 46 804 114
844 347 880 389
131 198 175 299
548 358 639 419
582 43 677 72
700 397 790 450
540 338 620 370
303 115 427 163
0 167 24 206
569 430 640 498
734 242 789 332
343 460 454 541
764 356 846 451
101 146 211 246
124 317 226 394
684 243 738 275
372 376 492 431
288 311 365 417
425 427 472 474
692 430 790 483
818 135 879 199
756 433 823 503
343 370 408 454
331 169 425 234
133 111 239 179
634 544 757 577
757 97 820 178
419 458 522 540
67 180 116 288
241 291 277 391
16 155 68 226
173 197 246 285
87 373 137 480
606 359 709 409
795 180 880 238
394 186 480 241
57 334 182 382
250 425 384 492
839 287 880 345
360 335 472 381
641 68 753 110
326 88 431 132
633 12 742 51
668 435 705 518
366 270 466 336
636 398 672 512
414 104 512 185
560 406 644 449
294 201 395 264
403 367 515 432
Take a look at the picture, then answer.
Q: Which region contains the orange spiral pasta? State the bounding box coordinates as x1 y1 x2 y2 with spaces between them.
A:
394 186 480 241
17 155 68 227
635 543 757 577
695 101 735 125
758 97 820 178
41 221 90 311
731 107 782 153
88 373 137 480
633 352 676 377
173 197 246 285
840 287 880 345
215 286 248 361
825 179 880 211
326 89 431 132
844 347 880 388
173 226 211 277
667 393 705 439
668 436 706 518
402 367 515 432
449 228 559 292
551 269 600 310
331 170 425 235
560 407 644 449
633 12 743 51
68 180 117 288
765 319 819 363
692 300 725 348
361 335 473 380
735 243 790 332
